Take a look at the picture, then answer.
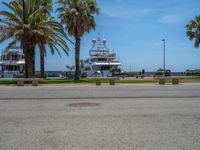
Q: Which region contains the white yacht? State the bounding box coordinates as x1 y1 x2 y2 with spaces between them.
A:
0 47 25 78
84 36 121 77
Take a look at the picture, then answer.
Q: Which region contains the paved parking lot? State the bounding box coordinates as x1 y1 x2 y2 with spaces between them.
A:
0 84 200 150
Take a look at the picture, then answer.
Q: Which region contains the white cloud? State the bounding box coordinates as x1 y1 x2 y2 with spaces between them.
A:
158 15 185 25
101 7 159 19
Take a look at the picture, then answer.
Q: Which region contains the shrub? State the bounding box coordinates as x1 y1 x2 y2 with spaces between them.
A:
185 69 200 76
154 68 171 76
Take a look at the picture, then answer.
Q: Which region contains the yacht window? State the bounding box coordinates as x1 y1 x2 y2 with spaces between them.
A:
101 66 110 70
98 58 107 61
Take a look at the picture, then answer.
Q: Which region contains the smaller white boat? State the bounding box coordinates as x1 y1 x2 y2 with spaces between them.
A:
0 47 25 78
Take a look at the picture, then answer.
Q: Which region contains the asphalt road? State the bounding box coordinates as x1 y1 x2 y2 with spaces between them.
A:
0 84 200 150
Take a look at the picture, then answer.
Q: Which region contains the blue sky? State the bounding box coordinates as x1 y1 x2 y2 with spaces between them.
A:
0 0 200 72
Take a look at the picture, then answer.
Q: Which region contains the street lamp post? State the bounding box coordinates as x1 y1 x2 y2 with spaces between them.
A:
162 39 166 76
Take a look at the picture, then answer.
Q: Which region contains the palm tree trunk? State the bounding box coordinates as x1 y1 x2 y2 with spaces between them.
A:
26 50 35 78
24 45 28 78
24 44 35 78
30 44 35 77
32 48 35 77
75 36 81 80
40 51 45 79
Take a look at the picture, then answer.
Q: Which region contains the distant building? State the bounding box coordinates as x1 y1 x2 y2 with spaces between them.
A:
0 47 25 78
84 36 121 77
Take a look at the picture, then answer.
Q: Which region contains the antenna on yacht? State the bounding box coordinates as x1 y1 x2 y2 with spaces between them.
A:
92 39 96 49
97 33 102 54
102 39 107 50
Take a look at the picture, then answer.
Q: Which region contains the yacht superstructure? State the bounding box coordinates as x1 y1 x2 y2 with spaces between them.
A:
0 47 25 78
84 36 121 77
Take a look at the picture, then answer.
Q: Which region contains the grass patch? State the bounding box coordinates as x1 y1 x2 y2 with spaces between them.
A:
116 80 158 84
0 80 16 85
0 78 173 85
40 78 161 84
185 76 200 80
39 78 95 84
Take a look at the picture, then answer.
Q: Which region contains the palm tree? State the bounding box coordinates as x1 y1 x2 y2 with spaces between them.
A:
0 0 70 78
0 0 46 77
35 0 71 79
0 0 36 77
57 0 100 80
36 17 70 78
186 15 200 48
36 0 52 79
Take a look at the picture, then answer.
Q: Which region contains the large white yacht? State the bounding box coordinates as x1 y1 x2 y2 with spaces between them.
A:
84 36 121 77
0 47 25 78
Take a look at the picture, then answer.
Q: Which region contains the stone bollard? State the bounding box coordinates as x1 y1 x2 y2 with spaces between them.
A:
159 79 166 85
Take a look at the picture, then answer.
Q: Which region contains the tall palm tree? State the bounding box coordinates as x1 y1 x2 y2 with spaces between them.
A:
0 0 46 77
57 0 99 80
35 0 71 79
36 0 52 79
36 17 70 78
0 0 70 78
186 15 200 48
